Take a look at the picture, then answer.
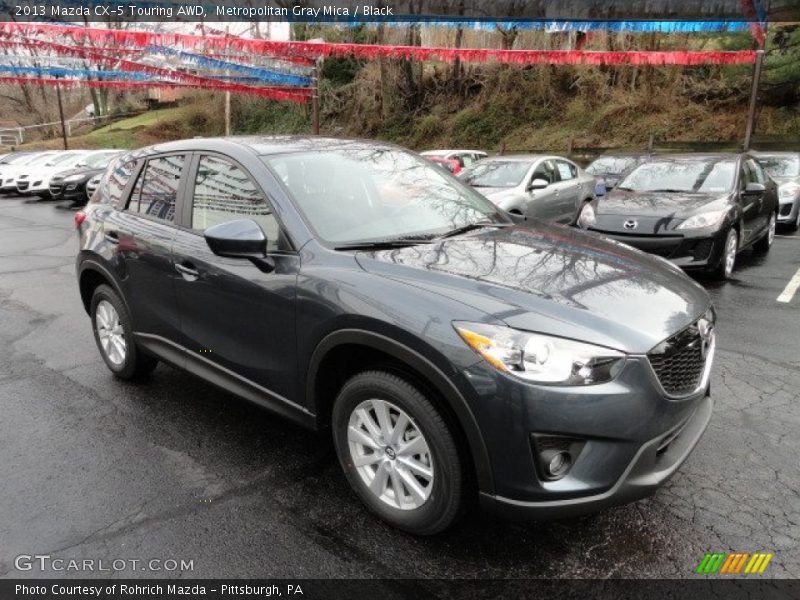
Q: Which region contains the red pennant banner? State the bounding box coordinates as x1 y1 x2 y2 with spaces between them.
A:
0 22 758 66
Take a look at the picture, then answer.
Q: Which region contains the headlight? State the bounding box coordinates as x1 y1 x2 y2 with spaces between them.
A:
677 209 728 230
455 322 625 385
577 203 596 229
779 182 800 198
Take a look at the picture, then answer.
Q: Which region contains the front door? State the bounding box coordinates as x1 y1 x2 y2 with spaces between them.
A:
554 159 582 223
738 159 764 244
170 153 300 402
525 159 560 221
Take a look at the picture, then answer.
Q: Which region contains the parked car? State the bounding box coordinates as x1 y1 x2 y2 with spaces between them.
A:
85 173 102 201
459 155 596 224
579 153 779 279
16 150 91 197
423 155 461 174
754 151 800 231
420 149 487 174
585 154 648 196
50 150 124 206
0 151 61 193
76 136 715 534
0 151 35 166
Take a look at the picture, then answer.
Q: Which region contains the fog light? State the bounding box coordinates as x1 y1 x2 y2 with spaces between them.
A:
542 450 572 478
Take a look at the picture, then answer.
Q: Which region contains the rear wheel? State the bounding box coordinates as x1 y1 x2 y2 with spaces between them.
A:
332 371 465 535
754 213 776 253
90 285 157 380
711 228 738 280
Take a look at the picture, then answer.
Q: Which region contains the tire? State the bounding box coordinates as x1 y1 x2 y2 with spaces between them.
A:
90 284 157 380
332 370 465 535
754 213 776 253
710 228 738 280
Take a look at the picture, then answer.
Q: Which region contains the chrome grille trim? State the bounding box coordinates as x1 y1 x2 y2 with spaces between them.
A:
646 317 715 399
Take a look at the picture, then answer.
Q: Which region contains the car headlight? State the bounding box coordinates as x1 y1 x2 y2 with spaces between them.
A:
677 209 728 230
779 182 800 198
455 322 625 385
577 203 596 229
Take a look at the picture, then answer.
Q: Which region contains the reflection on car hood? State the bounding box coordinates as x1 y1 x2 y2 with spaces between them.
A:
598 189 725 218
355 224 710 353
473 187 520 203
50 166 104 181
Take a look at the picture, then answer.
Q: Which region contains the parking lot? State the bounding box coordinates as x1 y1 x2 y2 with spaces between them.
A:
0 194 798 580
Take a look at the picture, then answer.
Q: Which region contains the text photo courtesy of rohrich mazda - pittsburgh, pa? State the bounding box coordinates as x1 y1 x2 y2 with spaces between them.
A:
1 2 799 599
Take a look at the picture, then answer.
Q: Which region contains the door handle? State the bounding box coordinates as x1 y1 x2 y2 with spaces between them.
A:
104 231 119 244
175 262 200 279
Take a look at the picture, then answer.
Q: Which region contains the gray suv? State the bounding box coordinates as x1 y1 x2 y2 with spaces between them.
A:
75 137 715 534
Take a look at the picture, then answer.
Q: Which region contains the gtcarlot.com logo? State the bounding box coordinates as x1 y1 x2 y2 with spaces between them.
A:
696 552 773 575
14 554 194 573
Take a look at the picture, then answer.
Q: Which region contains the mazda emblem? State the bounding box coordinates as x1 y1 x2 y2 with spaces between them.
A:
623 219 638 230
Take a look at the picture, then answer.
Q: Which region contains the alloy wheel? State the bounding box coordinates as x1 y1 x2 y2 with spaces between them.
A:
95 300 127 365
347 399 434 510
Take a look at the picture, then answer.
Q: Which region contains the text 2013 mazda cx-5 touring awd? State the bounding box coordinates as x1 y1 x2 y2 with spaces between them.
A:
75 137 715 534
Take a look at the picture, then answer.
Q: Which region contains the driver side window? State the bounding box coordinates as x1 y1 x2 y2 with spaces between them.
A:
191 155 280 252
531 160 557 185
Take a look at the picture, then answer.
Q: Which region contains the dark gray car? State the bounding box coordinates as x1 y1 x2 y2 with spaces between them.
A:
75 137 715 534
459 155 596 224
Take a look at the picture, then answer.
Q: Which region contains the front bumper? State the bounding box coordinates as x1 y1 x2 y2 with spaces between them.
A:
50 181 86 201
461 354 713 519
778 199 799 223
587 227 726 271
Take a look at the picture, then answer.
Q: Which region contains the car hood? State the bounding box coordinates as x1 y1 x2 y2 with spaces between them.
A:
597 189 725 218
50 167 104 181
471 186 520 203
355 224 710 353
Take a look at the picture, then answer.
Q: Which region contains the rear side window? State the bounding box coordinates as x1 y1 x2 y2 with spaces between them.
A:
128 155 185 222
100 158 135 206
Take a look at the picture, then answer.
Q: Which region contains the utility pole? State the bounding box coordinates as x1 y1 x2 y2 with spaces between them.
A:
743 49 764 151
55 79 69 150
312 58 321 135
224 25 231 136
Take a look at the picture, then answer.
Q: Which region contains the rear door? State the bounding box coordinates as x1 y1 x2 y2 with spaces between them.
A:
170 152 300 402
102 154 186 349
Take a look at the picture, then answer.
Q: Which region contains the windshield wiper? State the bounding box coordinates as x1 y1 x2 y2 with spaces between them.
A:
436 221 513 240
334 238 432 251
647 189 691 193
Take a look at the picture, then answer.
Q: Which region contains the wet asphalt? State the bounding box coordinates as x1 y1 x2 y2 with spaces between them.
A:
0 196 798 581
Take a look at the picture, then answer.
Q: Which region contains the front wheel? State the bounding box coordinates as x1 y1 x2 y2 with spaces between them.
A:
711 228 738 280
754 213 776 253
90 285 157 380
332 371 465 535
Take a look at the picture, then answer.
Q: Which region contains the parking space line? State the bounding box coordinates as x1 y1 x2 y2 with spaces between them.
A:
777 268 800 303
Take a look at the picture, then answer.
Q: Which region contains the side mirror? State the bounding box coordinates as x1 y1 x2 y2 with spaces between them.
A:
743 182 765 195
527 178 549 191
204 219 267 259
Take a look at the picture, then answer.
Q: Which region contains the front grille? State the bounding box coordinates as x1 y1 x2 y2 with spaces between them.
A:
781 204 793 216
49 184 63 197
648 321 710 396
17 181 29 191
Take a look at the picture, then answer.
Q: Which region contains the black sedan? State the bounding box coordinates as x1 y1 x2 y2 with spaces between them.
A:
50 150 123 206
578 153 779 279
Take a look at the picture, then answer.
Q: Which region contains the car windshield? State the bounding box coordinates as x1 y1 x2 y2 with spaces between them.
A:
76 152 119 169
26 154 60 166
264 148 501 245
459 161 531 188
617 158 736 194
586 156 639 175
44 153 83 167
758 156 800 178
4 154 35 165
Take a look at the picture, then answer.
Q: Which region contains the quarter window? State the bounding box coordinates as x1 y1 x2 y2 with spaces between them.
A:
129 155 185 222
191 155 280 251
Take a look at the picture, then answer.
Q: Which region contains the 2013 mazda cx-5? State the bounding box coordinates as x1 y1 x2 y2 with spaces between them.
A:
75 137 716 535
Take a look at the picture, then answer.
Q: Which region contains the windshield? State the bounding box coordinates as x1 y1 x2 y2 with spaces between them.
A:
618 158 736 194
586 156 639 176
77 152 119 169
459 160 531 188
44 153 84 167
758 156 799 178
264 148 500 245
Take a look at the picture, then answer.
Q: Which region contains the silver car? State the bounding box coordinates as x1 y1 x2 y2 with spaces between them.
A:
755 152 800 231
459 155 596 224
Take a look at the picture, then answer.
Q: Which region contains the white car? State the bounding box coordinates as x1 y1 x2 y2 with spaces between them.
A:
420 149 488 174
16 151 93 197
0 152 62 193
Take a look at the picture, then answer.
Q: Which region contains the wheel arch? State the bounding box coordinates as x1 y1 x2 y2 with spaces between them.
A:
78 259 128 316
306 328 495 495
